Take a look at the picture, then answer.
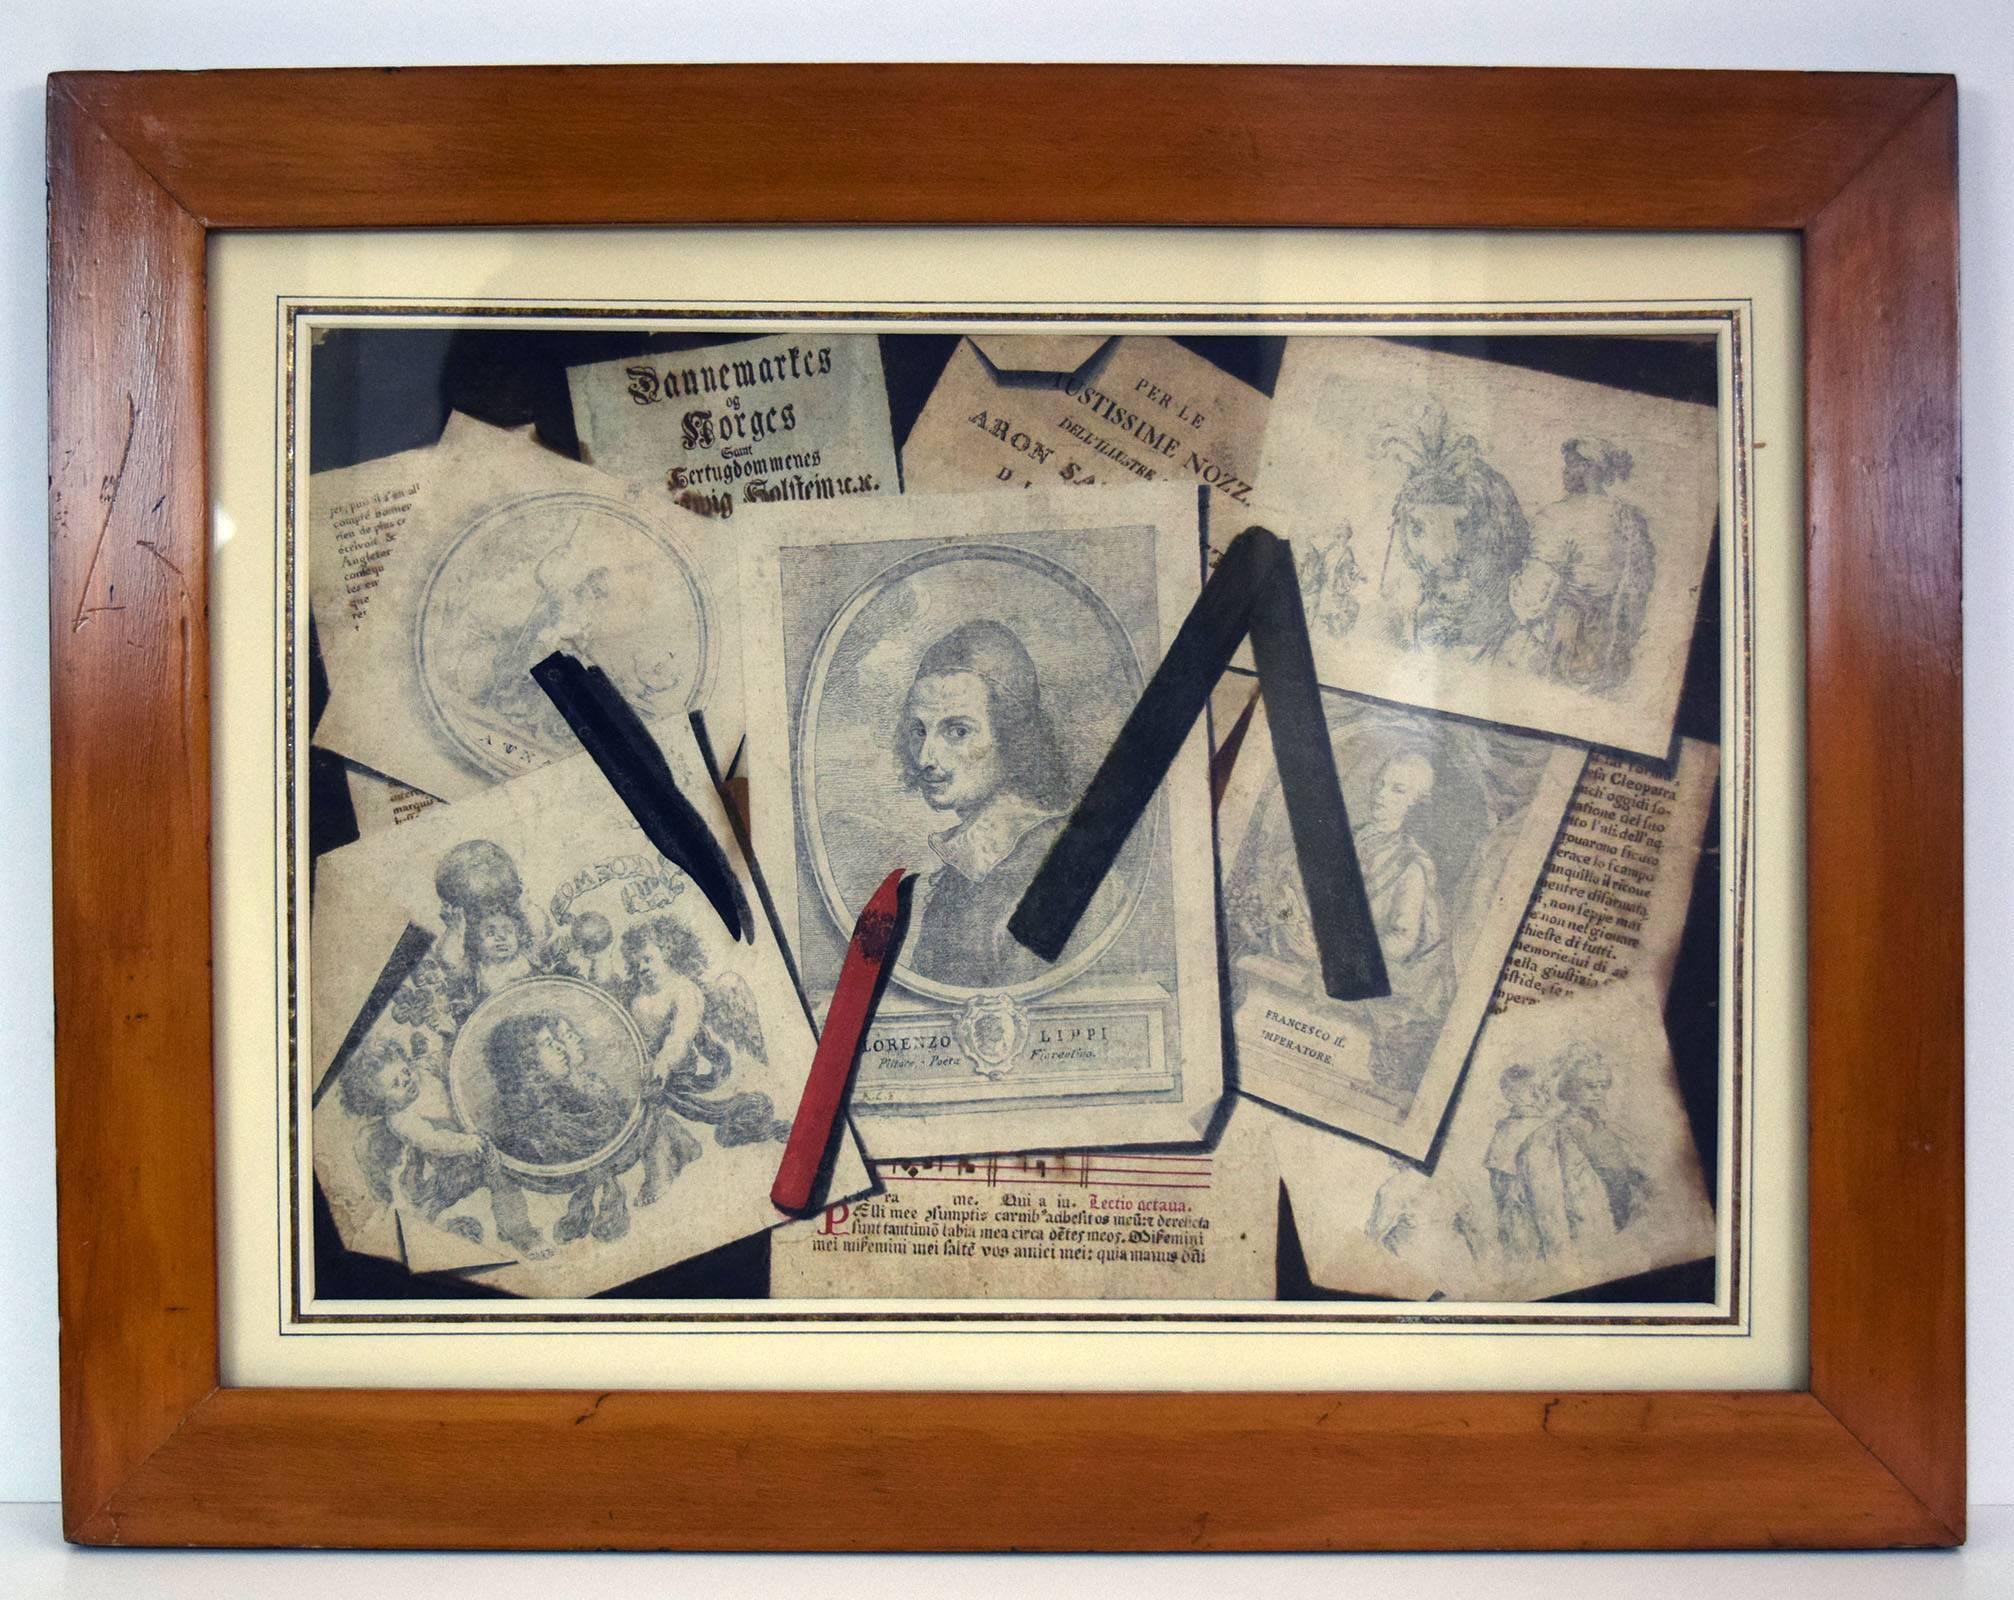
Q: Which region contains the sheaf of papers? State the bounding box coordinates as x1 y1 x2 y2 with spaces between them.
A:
307 414 534 674
292 325 1735 1314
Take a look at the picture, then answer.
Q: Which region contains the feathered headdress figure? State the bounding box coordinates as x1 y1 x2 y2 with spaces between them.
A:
1374 403 1531 649
1374 402 1489 500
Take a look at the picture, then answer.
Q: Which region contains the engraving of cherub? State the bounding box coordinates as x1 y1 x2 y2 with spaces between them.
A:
620 914 788 1207
430 839 561 1020
339 1033 552 1260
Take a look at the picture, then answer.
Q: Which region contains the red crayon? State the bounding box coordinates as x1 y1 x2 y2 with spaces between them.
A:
771 868 908 1215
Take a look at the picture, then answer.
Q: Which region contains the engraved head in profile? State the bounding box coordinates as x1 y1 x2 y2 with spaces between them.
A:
895 619 1072 989
418 490 712 780
954 992 1030 1078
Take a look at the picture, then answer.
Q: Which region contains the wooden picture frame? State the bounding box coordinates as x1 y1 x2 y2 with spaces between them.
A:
46 65 1961 1550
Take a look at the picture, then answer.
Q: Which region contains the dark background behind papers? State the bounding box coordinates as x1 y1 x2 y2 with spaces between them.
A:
306 326 1721 1307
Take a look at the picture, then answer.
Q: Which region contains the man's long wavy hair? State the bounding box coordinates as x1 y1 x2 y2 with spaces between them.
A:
896 619 1068 810
485 1011 563 1100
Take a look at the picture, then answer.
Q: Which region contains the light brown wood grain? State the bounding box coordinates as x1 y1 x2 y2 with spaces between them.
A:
74 1388 1954 1551
57 65 1943 231
1805 81 1965 1538
47 80 217 1531
45 64 1963 1552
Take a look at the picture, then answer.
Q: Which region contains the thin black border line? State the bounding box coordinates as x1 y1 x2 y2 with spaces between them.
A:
280 299 299 1333
1731 302 1753 1333
274 298 1753 1336
277 1303 1740 1330
281 301 1749 326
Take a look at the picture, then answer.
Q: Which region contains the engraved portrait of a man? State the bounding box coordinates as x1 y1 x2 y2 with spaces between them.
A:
895 619 1073 990
482 1010 628 1168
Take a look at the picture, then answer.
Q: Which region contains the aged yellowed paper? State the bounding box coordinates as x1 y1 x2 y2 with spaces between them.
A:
771 1126 1279 1300
900 334 1268 501
1217 689 1584 1159
1259 981 1716 1301
310 716 870 1296
1252 337 1720 758
567 333 898 519
339 763 443 834
307 413 535 671
316 416 744 799
1493 739 1719 1010
739 481 1224 1159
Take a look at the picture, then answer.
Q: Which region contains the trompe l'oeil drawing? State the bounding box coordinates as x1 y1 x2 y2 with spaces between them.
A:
300 324 1731 1316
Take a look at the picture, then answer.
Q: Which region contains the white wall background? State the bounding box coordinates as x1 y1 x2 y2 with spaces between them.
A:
1 0 2004 1512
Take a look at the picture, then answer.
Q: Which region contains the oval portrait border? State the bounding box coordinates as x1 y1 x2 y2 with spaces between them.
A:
794 536 1159 1004
444 972 652 1186
415 488 717 782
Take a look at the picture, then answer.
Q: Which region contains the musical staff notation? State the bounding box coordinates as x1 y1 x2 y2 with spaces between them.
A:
873 1151 1214 1192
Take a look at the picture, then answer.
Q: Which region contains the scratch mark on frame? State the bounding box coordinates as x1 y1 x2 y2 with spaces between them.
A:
136 538 183 576
70 393 141 634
